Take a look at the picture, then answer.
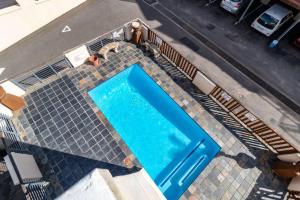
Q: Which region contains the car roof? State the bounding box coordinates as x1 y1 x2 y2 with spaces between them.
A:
264 4 292 19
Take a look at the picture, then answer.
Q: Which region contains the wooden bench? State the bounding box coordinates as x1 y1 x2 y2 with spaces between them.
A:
0 86 25 111
98 42 119 60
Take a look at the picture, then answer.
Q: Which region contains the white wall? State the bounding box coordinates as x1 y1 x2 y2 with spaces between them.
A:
0 0 86 51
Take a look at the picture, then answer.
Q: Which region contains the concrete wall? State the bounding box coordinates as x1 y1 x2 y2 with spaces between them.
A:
288 176 300 192
192 71 216 95
277 153 300 163
0 0 86 52
56 169 166 200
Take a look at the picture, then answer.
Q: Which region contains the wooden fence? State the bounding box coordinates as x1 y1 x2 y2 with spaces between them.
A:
146 26 298 155
148 30 198 79
210 86 298 154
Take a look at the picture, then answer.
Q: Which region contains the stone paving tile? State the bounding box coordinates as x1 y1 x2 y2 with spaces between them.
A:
20 76 126 166
152 56 289 200
13 41 288 199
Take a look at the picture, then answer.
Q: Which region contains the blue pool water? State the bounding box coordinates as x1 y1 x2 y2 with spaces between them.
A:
88 64 220 199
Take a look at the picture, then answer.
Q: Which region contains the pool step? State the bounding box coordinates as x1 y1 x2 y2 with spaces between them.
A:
157 140 209 199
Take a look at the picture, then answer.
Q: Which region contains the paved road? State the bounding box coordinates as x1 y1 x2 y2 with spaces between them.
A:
158 0 300 111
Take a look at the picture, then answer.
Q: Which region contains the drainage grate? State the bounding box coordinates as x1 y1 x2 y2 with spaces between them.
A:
15 75 40 89
13 58 71 90
51 59 71 73
35 67 56 80
101 38 116 46
87 38 119 55
87 38 104 55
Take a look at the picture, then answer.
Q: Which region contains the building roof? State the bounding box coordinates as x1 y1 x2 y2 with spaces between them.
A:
56 169 118 200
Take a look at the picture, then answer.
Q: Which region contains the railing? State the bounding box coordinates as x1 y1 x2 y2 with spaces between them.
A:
23 182 50 200
86 30 124 55
210 86 298 154
12 24 127 90
0 115 48 199
143 21 299 154
0 114 27 152
87 38 117 55
13 57 72 90
12 20 128 91
148 29 198 79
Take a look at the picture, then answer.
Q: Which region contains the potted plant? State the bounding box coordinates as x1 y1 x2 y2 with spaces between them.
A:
88 55 99 67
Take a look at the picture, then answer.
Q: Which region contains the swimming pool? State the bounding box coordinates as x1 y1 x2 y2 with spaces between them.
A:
88 64 220 199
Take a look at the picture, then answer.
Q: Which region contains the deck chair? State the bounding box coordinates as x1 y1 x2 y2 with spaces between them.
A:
0 86 25 111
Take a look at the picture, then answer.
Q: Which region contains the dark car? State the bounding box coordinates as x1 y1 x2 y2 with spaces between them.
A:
294 35 300 48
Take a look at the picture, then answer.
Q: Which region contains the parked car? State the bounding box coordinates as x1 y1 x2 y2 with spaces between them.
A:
251 4 293 37
294 35 300 48
220 0 249 15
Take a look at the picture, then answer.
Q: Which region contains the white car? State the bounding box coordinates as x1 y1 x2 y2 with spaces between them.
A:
220 0 249 15
251 4 293 37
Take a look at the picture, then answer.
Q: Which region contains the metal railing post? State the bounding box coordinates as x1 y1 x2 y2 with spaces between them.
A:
234 0 262 25
269 19 300 48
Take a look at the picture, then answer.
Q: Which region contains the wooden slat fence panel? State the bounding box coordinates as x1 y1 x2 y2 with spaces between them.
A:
147 27 298 155
160 41 181 65
210 86 298 154
176 57 198 79
210 86 241 112
148 30 198 79
148 29 159 46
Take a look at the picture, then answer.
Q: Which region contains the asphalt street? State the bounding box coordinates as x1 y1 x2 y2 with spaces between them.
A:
0 0 153 81
159 0 300 111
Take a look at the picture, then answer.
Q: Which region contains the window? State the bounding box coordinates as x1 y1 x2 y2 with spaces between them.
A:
257 13 279 29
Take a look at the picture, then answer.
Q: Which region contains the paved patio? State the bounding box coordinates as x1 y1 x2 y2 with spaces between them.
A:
12 41 288 199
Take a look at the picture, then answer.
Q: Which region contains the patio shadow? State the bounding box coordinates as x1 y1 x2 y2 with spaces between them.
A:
217 151 256 169
151 54 288 200
0 139 139 199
